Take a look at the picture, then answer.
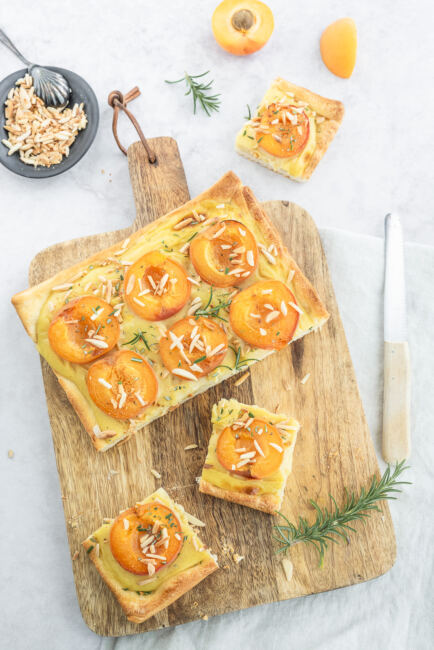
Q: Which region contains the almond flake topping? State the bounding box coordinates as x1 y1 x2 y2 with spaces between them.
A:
265 310 280 323
98 377 112 389
269 442 283 453
288 301 303 315
246 250 255 267
259 328 267 336
125 274 136 295
172 367 198 381
254 440 265 457
84 338 109 349
123 518 130 530
280 300 288 316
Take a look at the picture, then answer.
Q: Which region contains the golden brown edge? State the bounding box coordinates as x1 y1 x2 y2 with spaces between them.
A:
199 478 280 514
241 185 329 323
82 537 218 624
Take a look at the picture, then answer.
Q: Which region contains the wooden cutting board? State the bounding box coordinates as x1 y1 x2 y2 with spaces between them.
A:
28 138 395 637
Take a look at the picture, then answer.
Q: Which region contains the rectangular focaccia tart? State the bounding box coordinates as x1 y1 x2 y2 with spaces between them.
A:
235 77 344 182
82 488 218 624
199 398 300 514
12 171 328 451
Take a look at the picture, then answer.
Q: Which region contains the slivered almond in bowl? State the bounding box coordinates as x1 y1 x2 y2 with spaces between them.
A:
2 74 87 168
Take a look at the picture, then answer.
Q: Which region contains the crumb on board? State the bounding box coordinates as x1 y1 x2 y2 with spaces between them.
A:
108 469 119 480
201 615 209 621
72 550 79 561
234 371 250 387
150 468 162 479
7 449 14 459
282 557 293 581
184 444 198 451
233 553 244 564
300 373 310 385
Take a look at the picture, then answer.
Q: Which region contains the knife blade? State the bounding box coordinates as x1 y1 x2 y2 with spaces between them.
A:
382 213 411 462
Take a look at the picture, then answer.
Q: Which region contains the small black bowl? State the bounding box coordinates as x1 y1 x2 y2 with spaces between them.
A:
0 67 99 178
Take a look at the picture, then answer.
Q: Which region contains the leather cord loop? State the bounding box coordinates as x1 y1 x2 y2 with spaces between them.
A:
108 87 156 163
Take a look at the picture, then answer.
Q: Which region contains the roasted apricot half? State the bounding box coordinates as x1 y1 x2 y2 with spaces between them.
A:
189 219 258 287
110 502 182 576
48 296 120 364
217 418 284 478
212 0 274 56
159 316 228 381
229 280 300 349
124 251 190 321
86 350 158 419
255 103 310 159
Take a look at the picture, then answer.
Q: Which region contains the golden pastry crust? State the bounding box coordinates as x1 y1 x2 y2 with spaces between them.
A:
199 478 281 514
199 398 300 514
82 537 218 624
235 77 344 182
82 488 218 624
241 186 329 325
12 171 328 450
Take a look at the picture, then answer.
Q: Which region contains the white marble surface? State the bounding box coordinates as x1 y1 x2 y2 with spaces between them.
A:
1 1 434 649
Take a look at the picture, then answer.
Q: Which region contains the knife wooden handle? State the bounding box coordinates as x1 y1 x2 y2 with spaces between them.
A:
382 341 411 462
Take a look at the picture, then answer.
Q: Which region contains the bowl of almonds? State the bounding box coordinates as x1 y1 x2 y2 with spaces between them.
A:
0 67 99 178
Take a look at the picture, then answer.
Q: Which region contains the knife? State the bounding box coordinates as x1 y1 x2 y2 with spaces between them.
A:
382 213 411 462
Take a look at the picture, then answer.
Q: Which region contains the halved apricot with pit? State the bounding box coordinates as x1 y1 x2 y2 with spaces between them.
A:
217 418 284 478
229 280 300 349
124 251 190 321
212 0 274 56
159 316 228 381
86 350 158 419
110 502 182 576
255 103 310 159
189 219 258 287
48 296 120 364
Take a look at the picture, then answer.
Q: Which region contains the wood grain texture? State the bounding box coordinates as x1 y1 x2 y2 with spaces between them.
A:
28 138 395 637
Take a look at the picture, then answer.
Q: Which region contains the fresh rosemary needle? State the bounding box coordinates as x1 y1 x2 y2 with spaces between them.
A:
273 461 410 567
165 71 221 116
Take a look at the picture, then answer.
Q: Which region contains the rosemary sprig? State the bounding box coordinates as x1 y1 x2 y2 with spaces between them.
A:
244 104 252 120
194 287 232 321
273 461 410 567
123 331 151 351
165 71 221 116
217 345 259 372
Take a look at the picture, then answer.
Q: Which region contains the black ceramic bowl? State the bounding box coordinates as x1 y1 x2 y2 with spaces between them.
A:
0 67 99 178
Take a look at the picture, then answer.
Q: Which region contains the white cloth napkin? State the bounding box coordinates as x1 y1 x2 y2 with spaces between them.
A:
2 228 433 650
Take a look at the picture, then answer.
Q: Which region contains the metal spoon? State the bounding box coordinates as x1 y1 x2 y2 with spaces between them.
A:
0 28 71 107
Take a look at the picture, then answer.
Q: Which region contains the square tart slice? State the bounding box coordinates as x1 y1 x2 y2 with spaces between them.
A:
199 398 300 514
235 77 344 182
12 170 328 452
82 488 218 624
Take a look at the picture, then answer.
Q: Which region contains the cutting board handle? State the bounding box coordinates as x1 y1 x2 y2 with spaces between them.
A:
127 138 190 229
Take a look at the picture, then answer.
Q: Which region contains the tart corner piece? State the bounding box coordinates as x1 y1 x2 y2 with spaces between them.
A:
235 77 344 182
199 398 300 514
82 487 218 624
